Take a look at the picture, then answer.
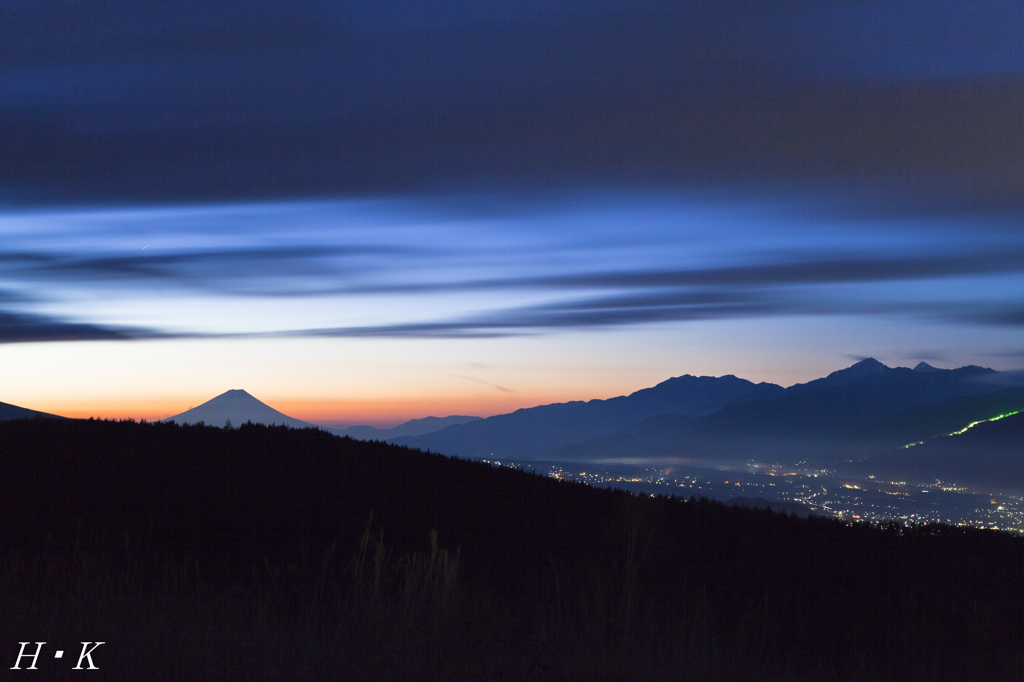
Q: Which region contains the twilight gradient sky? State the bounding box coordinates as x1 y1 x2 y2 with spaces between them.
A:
2 1 1022 425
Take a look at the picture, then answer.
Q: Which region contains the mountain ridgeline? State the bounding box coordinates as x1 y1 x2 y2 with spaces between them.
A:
3 358 1020 492
394 359 1023 487
158 391 479 439
392 373 785 457
340 415 481 440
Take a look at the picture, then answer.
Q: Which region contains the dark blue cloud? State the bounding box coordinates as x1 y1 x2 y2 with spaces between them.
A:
0 310 168 343
2 1 1021 204
787 1 1024 81
1 245 418 294
330 251 1024 296
290 297 1024 339
4 236 1021 298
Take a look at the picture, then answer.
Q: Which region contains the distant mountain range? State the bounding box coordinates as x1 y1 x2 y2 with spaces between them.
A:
0 388 478 442
392 373 784 458
4 360 1021 489
339 416 481 441
159 391 480 440
395 359 1024 470
554 359 1014 465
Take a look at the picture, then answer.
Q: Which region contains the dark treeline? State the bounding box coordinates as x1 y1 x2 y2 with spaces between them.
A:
2 417 1022 680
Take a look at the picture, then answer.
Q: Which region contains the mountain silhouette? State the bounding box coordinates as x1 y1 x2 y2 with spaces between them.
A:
785 359 997 408
162 389 321 430
393 374 784 459
0 400 64 421
396 359 1017 466
809 356 890 387
552 359 1017 465
341 415 481 441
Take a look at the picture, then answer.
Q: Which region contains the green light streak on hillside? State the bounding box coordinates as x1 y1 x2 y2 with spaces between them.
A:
902 410 1020 449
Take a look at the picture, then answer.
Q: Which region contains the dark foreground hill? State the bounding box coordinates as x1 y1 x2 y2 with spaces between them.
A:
2 418 1023 681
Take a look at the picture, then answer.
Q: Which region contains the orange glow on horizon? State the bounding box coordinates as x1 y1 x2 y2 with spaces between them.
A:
34 386 617 430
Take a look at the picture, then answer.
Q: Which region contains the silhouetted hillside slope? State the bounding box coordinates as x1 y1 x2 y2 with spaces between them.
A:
2 418 1023 680
870 386 1024 448
395 374 784 458
728 496 815 518
855 411 1024 493
0 399 64 421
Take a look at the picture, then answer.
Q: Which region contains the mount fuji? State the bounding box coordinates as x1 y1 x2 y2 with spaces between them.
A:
162 389 323 430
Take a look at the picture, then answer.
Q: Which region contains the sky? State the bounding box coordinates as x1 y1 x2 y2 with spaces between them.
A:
1 0 1022 426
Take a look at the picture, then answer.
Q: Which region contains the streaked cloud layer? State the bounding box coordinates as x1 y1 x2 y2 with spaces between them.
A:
2 191 1020 344
1 1 1021 420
